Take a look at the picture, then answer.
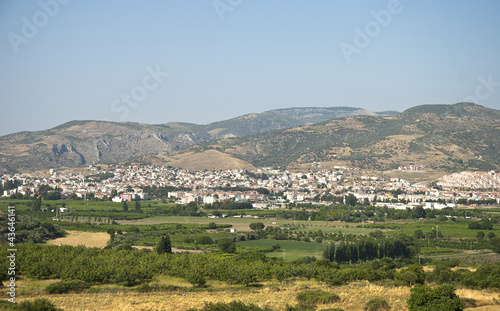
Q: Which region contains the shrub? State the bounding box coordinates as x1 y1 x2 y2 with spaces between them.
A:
197 235 214 245
115 243 133 251
407 284 464 311
395 265 425 286
285 301 316 311
468 220 493 230
187 301 272 311
364 298 391 311
218 238 236 253
296 289 341 304
45 280 89 294
14 298 62 311
186 270 207 287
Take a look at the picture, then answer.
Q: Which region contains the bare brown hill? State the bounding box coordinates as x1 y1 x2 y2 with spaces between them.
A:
0 107 393 173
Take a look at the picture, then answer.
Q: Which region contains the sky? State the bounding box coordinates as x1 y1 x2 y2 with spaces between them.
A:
0 0 499 136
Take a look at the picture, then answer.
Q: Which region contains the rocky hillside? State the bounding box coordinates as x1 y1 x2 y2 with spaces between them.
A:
191 103 500 172
0 107 392 173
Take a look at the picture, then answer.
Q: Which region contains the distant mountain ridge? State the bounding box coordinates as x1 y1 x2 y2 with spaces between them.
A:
192 102 500 172
0 106 396 173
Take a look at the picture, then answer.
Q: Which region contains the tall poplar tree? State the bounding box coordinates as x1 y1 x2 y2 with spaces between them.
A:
157 235 172 254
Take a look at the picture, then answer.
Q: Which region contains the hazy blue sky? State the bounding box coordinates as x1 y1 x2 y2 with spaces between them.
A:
1 0 499 136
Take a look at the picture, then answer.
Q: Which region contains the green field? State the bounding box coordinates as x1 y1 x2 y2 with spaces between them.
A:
128 215 390 234
236 239 326 261
386 221 500 239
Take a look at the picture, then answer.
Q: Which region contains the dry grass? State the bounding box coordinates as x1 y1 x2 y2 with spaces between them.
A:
456 288 500 310
47 230 109 248
14 278 500 311
16 282 413 311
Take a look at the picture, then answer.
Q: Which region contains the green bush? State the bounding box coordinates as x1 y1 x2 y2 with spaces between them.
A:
364 298 391 311
115 243 133 251
407 284 464 311
14 298 62 311
285 301 316 311
296 289 341 304
0 300 15 311
185 270 207 287
187 301 272 311
45 280 89 294
218 238 236 253
395 265 425 286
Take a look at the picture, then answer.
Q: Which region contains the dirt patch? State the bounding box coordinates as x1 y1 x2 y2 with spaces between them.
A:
157 150 256 171
47 231 109 248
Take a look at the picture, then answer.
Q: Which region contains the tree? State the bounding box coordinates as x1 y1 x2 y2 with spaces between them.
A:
197 235 214 245
396 265 425 286
107 228 115 243
408 284 464 311
218 238 236 253
490 237 500 253
135 201 141 211
323 244 335 262
37 184 54 196
413 229 425 239
249 222 265 231
122 201 128 212
44 190 62 200
476 231 485 240
31 197 42 212
412 206 426 219
157 235 172 254
345 193 358 206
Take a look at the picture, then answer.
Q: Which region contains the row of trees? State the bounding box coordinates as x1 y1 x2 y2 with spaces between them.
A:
121 201 142 212
2 243 499 291
323 238 414 264
205 200 253 210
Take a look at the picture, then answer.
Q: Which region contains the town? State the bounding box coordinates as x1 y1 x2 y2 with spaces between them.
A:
2 165 499 210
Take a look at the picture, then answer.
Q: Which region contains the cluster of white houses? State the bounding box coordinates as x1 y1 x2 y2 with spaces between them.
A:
1 165 499 208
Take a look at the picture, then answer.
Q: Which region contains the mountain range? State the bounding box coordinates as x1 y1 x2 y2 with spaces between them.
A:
1 103 498 173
